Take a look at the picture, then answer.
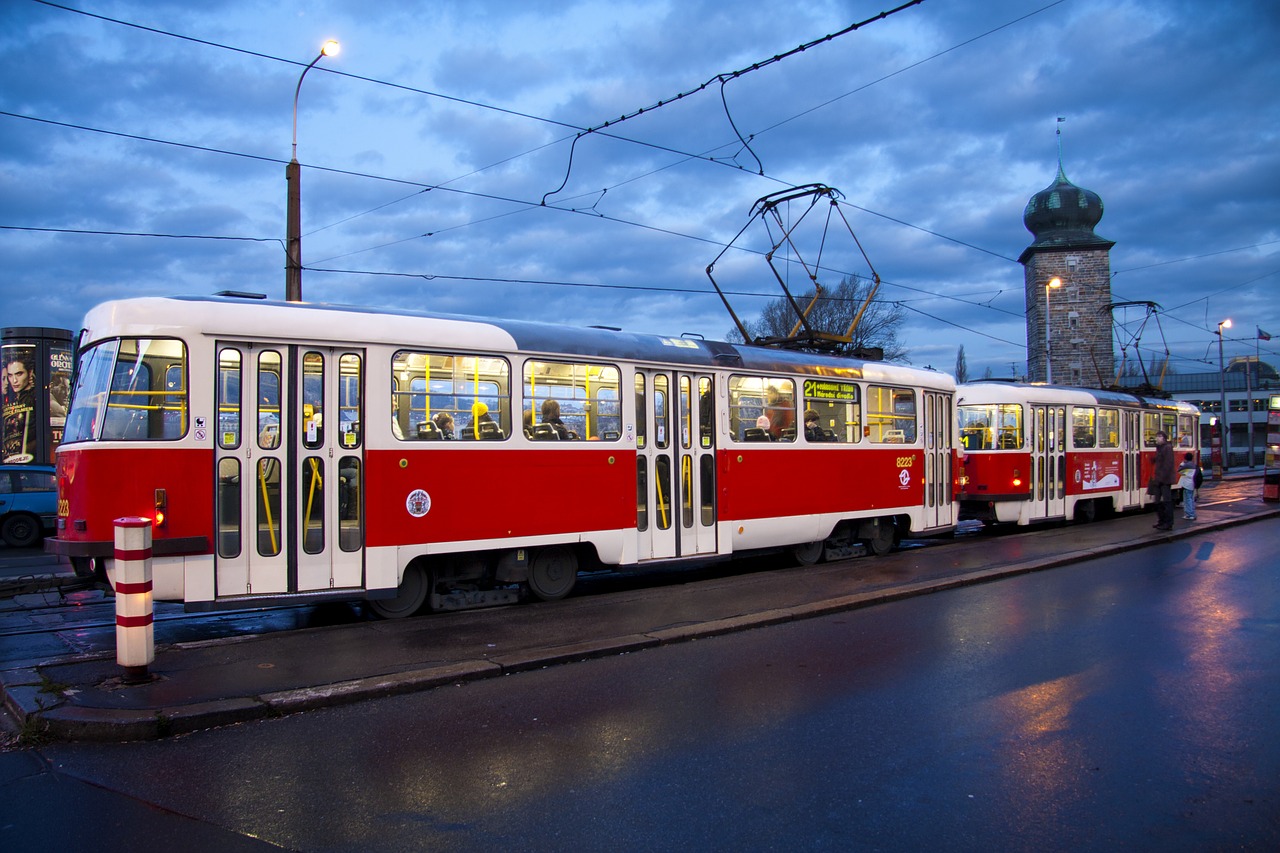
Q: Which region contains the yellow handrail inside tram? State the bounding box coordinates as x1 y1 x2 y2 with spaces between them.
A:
656 463 669 529
303 458 322 530
259 460 278 554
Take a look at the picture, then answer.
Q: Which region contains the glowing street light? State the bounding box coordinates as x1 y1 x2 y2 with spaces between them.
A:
1217 317 1232 473
286 39 340 303
1045 276 1062 384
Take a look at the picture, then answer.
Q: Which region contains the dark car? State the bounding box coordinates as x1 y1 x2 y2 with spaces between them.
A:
0 464 57 548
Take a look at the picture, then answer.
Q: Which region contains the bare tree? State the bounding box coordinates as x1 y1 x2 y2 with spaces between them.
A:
954 345 969 383
726 274 909 362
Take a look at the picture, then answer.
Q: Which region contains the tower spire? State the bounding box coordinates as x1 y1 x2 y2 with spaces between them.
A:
1056 115 1067 178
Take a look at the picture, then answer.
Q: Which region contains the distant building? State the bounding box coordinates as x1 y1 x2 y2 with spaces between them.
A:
1162 358 1279 468
1020 158 1115 387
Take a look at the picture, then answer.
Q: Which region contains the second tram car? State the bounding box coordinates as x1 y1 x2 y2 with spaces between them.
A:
955 381 1200 526
48 295 958 617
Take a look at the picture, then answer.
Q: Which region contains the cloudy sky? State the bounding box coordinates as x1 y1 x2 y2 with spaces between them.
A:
3 0 1277 380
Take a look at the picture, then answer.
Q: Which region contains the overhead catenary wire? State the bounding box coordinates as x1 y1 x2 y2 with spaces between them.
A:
10 0 1276 367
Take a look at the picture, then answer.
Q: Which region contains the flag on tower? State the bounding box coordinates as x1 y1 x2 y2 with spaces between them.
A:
1259 327 1273 341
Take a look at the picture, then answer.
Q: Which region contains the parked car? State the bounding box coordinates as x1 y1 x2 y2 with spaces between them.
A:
0 463 57 548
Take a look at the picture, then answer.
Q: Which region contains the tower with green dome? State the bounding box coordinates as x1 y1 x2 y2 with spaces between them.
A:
1019 142 1115 386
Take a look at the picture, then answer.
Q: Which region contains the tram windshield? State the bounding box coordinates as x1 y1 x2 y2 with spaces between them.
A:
63 338 188 443
958 403 1022 450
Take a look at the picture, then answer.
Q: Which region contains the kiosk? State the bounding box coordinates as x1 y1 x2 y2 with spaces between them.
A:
2 326 74 465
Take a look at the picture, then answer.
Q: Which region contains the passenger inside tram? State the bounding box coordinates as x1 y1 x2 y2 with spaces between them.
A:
803 409 825 441
541 399 579 440
467 402 501 439
763 385 794 439
961 420 990 450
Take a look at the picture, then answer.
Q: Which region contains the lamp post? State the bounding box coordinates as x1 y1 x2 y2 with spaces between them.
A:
286 39 340 303
1044 276 1062 384
1217 318 1232 474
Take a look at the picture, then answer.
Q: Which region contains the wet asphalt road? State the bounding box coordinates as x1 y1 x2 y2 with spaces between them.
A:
12 517 1278 852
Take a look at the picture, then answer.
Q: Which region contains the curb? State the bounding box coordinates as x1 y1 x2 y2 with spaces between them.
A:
7 507 1279 742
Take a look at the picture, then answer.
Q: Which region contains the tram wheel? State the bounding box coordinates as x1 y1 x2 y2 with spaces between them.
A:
71 556 106 582
528 546 578 601
368 563 430 619
1073 499 1097 524
791 541 824 565
864 520 896 557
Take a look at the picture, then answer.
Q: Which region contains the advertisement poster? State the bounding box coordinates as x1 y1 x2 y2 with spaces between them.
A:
1078 456 1121 491
49 342 73 457
2 345 37 463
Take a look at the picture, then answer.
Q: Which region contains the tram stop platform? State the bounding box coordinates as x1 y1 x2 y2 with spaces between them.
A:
3 472 1277 743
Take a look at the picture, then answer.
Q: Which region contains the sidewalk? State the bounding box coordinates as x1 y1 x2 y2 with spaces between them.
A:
4 474 1277 743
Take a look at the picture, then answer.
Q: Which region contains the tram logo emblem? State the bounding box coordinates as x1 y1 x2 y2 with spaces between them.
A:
898 468 910 488
406 489 432 518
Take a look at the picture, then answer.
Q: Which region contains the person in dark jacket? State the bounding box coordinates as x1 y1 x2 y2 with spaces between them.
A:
541 399 579 440
1152 430 1176 530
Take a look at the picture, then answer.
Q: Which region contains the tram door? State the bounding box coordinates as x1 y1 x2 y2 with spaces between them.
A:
922 390 955 529
1030 403 1067 520
634 370 717 561
214 344 365 600
1122 409 1143 508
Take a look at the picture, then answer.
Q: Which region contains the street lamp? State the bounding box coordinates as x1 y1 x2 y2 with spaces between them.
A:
1217 317 1232 473
286 39 340 303
1044 276 1062 384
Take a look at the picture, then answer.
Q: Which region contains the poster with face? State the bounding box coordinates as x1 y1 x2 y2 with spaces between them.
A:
48 342 73 461
3 346 37 462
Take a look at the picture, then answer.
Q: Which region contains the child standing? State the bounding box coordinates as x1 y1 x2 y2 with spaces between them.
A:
1177 452 1199 520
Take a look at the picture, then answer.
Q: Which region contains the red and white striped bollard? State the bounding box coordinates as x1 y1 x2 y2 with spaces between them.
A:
113 517 154 684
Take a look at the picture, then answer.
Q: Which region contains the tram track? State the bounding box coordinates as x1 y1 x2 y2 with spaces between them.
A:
0 477 1260 665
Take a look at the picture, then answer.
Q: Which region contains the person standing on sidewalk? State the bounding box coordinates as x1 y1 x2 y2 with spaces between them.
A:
1177 452 1199 520
1152 430 1176 530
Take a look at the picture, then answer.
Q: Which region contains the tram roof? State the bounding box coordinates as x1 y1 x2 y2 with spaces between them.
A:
82 296 954 388
957 380 1199 413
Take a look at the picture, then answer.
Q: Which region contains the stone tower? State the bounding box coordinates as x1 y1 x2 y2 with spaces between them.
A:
1019 158 1115 386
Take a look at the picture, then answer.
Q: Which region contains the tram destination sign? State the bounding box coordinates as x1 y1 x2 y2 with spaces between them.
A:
803 379 857 401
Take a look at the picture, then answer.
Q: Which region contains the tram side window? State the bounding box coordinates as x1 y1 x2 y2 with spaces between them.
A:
390 350 510 441
163 364 186 438
1176 413 1196 449
728 376 795 442
698 376 713 448
1142 412 1160 447
959 404 1022 449
523 360 622 441
218 348 242 449
257 352 282 450
635 374 647 449
802 379 859 443
1161 412 1178 446
91 338 189 441
867 385 916 444
339 354 362 449
1072 407 1096 448
1097 408 1119 448
301 352 324 450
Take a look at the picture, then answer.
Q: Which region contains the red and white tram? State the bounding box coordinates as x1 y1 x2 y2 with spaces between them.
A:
49 295 957 617
955 381 1200 526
